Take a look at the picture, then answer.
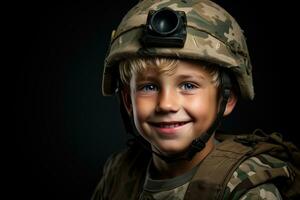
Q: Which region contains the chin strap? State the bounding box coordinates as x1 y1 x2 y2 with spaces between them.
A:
119 71 232 163
185 71 232 161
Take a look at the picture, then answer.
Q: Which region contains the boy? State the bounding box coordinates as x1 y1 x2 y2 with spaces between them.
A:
92 0 290 199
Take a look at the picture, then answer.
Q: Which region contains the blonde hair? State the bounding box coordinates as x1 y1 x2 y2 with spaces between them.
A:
119 57 220 87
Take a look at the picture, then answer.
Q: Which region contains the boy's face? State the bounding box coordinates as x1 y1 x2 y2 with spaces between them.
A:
123 60 219 155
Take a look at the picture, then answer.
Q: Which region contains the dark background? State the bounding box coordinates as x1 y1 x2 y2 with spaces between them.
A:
15 1 298 199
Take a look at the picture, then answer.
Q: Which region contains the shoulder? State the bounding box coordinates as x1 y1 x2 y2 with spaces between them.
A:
103 145 151 175
91 146 151 200
238 183 282 200
225 154 288 200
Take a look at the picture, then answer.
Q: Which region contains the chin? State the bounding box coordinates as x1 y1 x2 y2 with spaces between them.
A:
153 141 190 156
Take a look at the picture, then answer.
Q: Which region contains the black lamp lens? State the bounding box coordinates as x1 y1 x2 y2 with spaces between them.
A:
141 8 187 47
151 9 179 35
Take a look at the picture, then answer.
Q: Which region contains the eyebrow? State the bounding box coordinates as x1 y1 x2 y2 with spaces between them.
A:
176 74 206 81
135 73 158 82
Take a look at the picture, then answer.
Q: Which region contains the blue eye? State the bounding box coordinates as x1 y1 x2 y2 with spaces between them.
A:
140 84 158 91
181 83 196 90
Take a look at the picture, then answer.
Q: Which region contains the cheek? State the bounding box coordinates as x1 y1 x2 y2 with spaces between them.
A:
132 96 155 123
184 93 217 121
186 101 208 119
131 97 156 137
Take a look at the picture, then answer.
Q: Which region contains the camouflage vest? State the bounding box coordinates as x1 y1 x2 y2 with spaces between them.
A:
185 131 299 199
92 131 299 200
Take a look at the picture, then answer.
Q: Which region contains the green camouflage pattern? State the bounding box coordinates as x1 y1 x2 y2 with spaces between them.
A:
139 184 282 200
102 0 254 99
91 149 284 200
224 154 287 200
237 184 282 200
139 154 284 199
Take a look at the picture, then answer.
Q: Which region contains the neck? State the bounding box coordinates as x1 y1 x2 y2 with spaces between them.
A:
151 137 215 179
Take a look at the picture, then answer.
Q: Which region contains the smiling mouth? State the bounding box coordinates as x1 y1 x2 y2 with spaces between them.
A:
149 121 190 128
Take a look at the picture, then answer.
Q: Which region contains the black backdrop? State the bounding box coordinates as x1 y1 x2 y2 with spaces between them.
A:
15 1 299 199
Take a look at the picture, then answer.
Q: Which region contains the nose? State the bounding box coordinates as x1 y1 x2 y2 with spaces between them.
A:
155 88 180 113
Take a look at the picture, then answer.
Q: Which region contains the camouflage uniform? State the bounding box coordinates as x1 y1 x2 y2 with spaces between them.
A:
224 154 286 200
92 143 285 200
139 155 285 200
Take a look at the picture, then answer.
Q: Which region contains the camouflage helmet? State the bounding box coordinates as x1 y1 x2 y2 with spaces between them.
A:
102 0 254 99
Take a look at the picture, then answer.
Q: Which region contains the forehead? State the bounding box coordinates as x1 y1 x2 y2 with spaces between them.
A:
134 60 212 79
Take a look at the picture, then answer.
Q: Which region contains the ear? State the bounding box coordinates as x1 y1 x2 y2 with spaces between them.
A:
223 91 237 116
121 87 133 116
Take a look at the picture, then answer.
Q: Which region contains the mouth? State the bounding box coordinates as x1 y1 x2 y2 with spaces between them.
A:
149 121 190 128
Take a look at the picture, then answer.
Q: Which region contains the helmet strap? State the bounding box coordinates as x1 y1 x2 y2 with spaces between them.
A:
119 71 232 163
186 71 232 160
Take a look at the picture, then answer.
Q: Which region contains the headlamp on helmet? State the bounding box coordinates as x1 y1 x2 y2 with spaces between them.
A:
140 7 187 48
